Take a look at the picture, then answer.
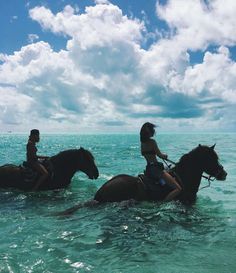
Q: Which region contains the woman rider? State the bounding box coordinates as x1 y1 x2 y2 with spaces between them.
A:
140 122 182 201
26 129 48 190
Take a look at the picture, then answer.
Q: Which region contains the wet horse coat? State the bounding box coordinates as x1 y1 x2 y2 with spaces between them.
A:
0 148 99 191
94 145 227 203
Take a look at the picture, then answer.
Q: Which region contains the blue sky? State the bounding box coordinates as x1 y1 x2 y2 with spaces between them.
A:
0 0 166 54
0 0 236 133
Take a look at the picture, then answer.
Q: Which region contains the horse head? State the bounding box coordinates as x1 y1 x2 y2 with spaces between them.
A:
198 144 227 181
176 144 227 203
77 148 99 180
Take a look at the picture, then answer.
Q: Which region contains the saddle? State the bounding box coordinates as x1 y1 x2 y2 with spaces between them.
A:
138 174 167 201
138 174 165 188
20 160 53 183
138 169 180 201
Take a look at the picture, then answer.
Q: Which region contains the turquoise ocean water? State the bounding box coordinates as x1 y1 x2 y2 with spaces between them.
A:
0 133 235 273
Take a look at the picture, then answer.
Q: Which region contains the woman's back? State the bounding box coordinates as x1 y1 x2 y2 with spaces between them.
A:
141 139 158 163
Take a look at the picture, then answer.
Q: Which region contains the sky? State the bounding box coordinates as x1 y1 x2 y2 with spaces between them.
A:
0 0 236 133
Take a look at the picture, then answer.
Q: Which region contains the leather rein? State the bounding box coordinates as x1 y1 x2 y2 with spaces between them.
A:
162 158 216 191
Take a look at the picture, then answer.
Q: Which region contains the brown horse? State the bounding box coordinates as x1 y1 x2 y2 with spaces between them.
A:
58 144 227 215
94 144 227 203
0 148 99 191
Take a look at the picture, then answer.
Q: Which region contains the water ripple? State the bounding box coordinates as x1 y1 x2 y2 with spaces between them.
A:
0 133 235 273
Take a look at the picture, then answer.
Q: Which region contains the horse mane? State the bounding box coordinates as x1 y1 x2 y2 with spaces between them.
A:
51 148 94 167
54 149 80 161
177 145 218 165
79 147 94 161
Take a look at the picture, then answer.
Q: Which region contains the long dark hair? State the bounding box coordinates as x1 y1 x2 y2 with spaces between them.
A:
140 122 156 143
30 129 39 136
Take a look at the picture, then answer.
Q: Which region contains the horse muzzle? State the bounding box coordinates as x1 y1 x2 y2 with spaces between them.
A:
215 168 227 181
88 168 99 180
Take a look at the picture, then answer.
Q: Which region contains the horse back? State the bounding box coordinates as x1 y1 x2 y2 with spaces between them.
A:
94 174 141 202
0 164 22 187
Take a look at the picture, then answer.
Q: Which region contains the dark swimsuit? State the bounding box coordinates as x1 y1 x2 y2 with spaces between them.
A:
142 150 175 201
142 148 178 200
145 161 164 181
26 141 38 167
142 150 164 180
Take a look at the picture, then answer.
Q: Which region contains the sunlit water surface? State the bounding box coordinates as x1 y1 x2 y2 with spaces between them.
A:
0 134 235 273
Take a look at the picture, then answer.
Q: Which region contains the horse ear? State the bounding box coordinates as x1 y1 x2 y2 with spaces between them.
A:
198 144 202 147
211 144 216 150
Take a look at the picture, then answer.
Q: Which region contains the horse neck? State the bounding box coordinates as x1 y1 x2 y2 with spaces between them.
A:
50 151 78 180
176 154 203 194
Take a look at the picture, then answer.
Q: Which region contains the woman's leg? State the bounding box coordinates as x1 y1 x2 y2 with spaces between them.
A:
32 163 48 190
162 171 182 201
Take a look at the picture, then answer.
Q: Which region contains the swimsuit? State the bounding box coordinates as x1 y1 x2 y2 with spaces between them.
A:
26 141 38 167
145 161 164 181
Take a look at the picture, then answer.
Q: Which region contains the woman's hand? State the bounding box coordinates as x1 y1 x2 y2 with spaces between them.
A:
161 153 168 160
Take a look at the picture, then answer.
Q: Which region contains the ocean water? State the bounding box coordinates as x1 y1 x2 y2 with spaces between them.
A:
0 133 235 273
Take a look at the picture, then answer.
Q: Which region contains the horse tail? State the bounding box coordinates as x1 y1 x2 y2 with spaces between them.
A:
51 199 100 216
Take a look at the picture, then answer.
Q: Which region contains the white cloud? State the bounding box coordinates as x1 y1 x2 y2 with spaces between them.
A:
94 0 110 4
156 0 236 50
10 16 18 23
0 86 34 125
29 3 145 49
0 42 55 84
28 34 39 43
0 1 236 132
169 46 236 102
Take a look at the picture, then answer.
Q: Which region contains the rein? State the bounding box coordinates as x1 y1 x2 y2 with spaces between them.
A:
199 176 214 190
162 158 215 190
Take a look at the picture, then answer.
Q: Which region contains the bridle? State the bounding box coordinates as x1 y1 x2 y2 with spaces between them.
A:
199 175 215 190
162 158 220 191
